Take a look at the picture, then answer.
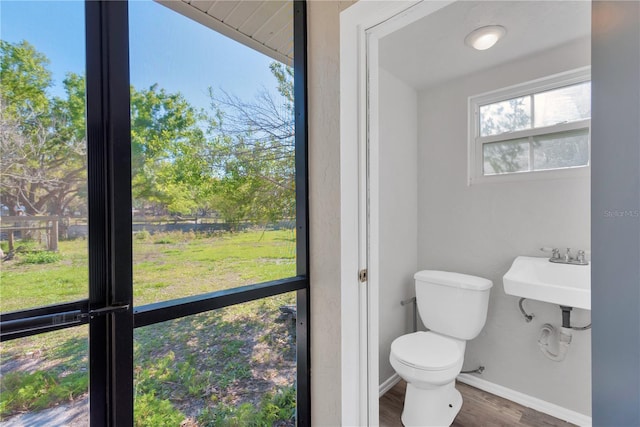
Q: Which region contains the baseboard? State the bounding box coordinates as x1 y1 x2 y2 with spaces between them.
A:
379 373 401 397
457 373 592 427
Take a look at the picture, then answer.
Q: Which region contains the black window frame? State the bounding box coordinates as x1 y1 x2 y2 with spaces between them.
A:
0 1 310 425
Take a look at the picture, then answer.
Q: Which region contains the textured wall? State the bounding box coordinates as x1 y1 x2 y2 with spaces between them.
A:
307 1 356 425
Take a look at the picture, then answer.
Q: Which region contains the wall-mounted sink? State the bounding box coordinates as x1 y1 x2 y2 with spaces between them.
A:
503 256 590 310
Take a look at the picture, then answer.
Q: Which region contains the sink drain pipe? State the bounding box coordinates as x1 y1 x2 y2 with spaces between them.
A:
538 323 572 362
538 306 586 362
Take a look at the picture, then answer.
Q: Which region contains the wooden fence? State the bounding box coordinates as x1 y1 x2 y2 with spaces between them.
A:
0 216 59 251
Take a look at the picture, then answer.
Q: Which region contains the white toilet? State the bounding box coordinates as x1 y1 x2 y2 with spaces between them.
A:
389 270 492 426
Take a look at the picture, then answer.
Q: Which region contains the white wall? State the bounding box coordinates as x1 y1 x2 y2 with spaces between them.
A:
416 38 592 415
377 67 418 384
308 1 356 425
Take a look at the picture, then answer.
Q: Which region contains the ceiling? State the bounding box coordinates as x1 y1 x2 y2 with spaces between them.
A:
157 0 293 66
379 1 591 90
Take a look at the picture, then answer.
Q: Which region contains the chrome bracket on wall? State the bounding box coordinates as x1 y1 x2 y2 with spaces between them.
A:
401 296 417 332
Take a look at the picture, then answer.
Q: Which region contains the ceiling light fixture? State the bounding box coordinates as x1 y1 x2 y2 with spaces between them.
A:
465 25 506 51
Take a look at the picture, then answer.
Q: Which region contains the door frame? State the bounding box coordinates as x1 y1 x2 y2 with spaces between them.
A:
339 1 465 425
341 2 640 427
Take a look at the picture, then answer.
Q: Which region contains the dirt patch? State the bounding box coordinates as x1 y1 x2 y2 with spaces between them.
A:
0 396 88 426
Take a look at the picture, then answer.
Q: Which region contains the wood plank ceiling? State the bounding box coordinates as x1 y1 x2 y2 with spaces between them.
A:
156 0 293 66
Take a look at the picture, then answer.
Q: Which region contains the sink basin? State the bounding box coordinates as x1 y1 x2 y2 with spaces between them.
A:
503 256 590 310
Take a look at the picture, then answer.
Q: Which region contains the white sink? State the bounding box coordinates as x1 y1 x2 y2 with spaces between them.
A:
503 256 590 310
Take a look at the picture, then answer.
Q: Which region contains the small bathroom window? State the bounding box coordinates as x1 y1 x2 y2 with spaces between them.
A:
468 67 591 184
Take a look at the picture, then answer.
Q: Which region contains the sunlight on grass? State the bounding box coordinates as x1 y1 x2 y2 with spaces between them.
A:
132 228 296 305
0 229 297 424
0 326 89 419
0 229 296 312
133 293 296 426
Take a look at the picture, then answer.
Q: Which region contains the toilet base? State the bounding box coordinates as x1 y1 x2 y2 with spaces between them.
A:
401 381 462 427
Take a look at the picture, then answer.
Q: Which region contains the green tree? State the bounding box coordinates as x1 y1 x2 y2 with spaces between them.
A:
0 40 86 216
481 98 531 174
130 84 212 216
207 62 295 226
1 38 297 226
0 40 51 120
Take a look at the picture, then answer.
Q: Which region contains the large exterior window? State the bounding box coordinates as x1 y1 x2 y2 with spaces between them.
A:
0 1 90 422
128 1 308 424
0 1 309 425
469 68 591 184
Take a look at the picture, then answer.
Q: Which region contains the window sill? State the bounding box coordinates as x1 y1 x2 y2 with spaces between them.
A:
468 165 590 186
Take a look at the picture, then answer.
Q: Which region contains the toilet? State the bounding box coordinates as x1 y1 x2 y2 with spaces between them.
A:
389 270 492 426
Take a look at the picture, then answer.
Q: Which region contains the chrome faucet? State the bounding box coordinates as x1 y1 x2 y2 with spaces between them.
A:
547 247 589 265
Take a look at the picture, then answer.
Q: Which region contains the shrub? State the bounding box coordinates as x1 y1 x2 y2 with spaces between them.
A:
153 237 175 245
17 251 62 265
135 229 151 241
14 239 42 253
151 231 177 244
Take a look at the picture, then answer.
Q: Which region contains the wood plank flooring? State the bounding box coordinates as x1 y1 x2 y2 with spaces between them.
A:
380 380 577 427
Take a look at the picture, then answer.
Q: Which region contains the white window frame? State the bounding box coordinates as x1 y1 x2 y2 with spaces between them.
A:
468 67 591 185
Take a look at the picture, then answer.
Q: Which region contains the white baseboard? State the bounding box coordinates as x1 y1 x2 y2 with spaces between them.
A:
457 373 592 427
379 373 401 397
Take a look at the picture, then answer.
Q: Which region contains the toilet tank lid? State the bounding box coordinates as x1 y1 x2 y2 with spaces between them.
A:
414 270 493 291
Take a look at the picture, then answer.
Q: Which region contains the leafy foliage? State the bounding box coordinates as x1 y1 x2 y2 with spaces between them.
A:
207 62 295 226
1 40 87 216
130 85 212 215
1 39 295 225
480 97 532 174
17 250 61 265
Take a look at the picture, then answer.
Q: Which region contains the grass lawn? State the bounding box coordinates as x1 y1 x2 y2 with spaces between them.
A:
1 228 296 312
0 229 297 426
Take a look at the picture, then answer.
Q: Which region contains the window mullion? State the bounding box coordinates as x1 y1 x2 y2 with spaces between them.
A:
477 119 591 145
530 94 535 130
529 136 535 171
529 94 535 171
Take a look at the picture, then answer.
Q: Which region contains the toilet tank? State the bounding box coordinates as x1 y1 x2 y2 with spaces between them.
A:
415 270 492 340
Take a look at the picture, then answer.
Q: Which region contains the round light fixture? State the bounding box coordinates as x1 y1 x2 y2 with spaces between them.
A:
464 25 506 51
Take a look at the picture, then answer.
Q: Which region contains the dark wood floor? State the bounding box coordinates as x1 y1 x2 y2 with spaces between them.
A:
380 380 577 427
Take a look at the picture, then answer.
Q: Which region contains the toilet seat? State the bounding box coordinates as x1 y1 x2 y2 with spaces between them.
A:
391 331 463 371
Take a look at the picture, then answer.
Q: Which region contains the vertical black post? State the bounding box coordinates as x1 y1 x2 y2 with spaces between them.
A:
294 0 311 425
85 1 133 425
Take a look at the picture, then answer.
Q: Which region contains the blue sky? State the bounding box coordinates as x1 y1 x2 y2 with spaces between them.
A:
0 0 278 110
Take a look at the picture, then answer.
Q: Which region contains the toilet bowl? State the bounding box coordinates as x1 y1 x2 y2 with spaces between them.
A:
390 331 465 388
390 331 466 426
389 270 492 426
